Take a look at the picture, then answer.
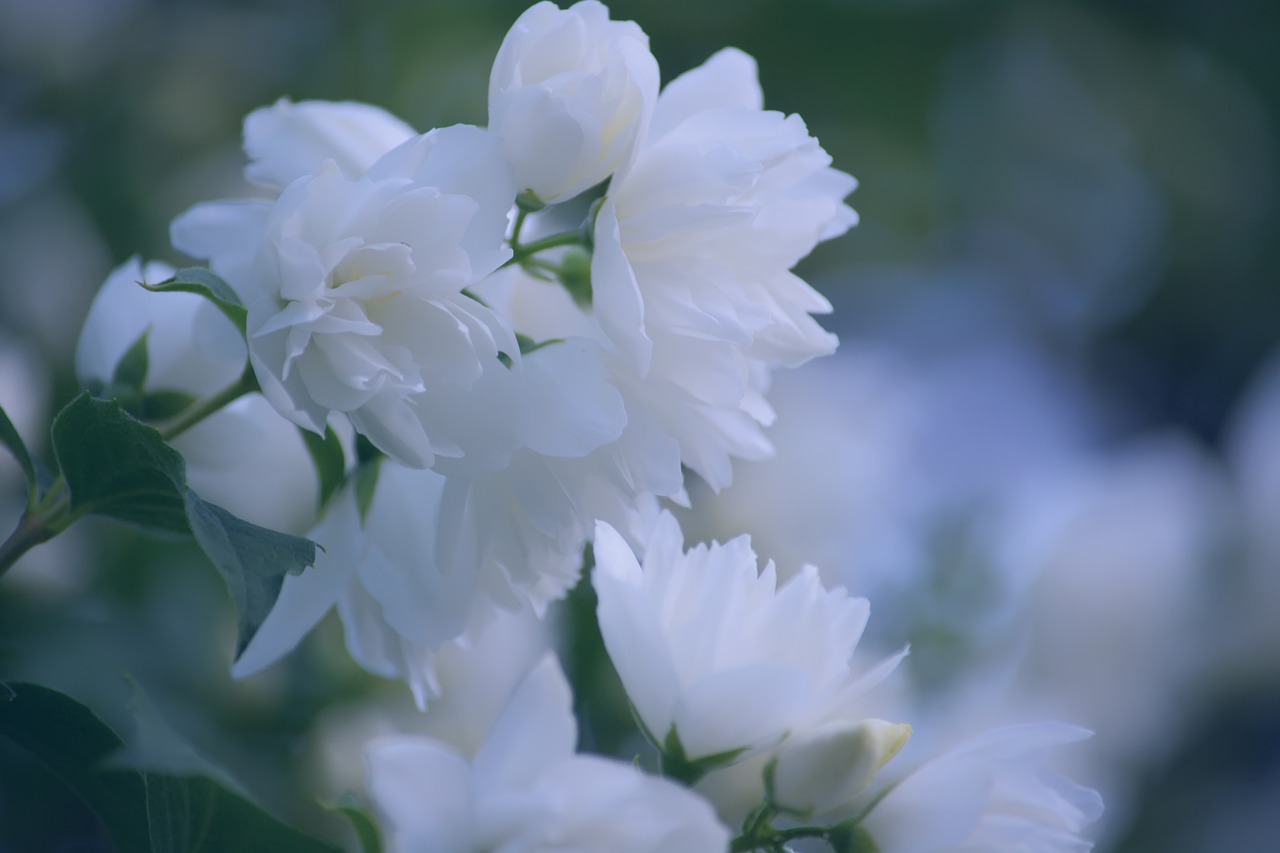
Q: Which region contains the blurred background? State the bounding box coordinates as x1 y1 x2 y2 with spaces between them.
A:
1 0 1278 850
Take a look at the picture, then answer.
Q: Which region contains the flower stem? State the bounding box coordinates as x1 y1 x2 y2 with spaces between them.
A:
505 230 586 267
0 478 72 580
161 365 260 442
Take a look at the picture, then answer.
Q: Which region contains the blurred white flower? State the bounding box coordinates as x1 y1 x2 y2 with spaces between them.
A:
171 125 521 470
75 256 319 533
365 654 731 852
243 99 416 190
593 511 901 762
489 0 658 204
858 722 1102 853
75 257 243 398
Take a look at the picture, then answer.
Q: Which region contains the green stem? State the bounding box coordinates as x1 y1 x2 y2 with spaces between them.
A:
504 230 586 267
0 478 72 580
160 366 259 442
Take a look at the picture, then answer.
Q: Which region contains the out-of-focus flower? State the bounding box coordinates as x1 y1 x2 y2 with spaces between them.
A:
592 511 901 762
488 0 659 204
75 257 319 533
243 98 416 189
858 723 1102 853
171 125 521 470
365 654 731 851
75 257 243 398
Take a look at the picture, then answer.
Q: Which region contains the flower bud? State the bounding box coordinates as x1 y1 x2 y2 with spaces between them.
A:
772 719 912 816
488 0 659 204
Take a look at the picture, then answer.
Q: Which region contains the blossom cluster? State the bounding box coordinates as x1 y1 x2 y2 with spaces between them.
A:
70 1 1101 849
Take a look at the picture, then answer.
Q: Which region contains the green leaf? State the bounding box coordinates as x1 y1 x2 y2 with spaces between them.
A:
0 399 36 495
143 775 341 853
50 393 318 654
0 683 340 853
184 492 316 657
143 267 248 336
300 424 347 510
326 793 384 853
0 682 152 851
516 333 565 356
660 726 747 787
113 328 152 390
51 391 191 534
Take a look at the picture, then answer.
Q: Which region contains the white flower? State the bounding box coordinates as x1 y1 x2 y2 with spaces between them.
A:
243 98 416 189
858 723 1103 853
365 654 731 852
770 718 912 817
171 125 521 470
75 257 319 533
233 462 477 708
585 46 851 490
592 510 901 761
75 257 244 398
489 0 659 204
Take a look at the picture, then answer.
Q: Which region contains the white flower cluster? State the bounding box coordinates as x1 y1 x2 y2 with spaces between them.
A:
75 1 1100 849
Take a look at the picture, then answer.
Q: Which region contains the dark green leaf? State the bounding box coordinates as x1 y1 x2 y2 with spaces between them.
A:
50 393 318 655
143 267 248 336
113 328 151 390
184 492 316 657
300 425 347 510
51 392 191 534
0 682 151 851
0 682 340 853
660 726 747 787
326 794 383 853
141 390 199 421
144 775 341 853
0 399 36 494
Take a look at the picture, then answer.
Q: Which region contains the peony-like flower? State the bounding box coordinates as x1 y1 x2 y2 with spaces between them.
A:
75 257 319 533
582 46 851 490
365 654 731 852
243 98 416 190
857 723 1103 852
171 124 522 470
592 511 902 762
489 0 659 204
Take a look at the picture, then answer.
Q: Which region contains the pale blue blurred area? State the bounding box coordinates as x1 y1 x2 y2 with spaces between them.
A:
0 1 1278 850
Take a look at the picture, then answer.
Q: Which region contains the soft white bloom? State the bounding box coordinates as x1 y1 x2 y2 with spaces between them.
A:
171 125 521 470
585 47 850 490
243 98 416 189
593 510 902 761
75 256 319 533
365 654 731 852
75 257 243 398
858 723 1102 852
770 718 912 817
233 462 476 708
489 0 659 204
